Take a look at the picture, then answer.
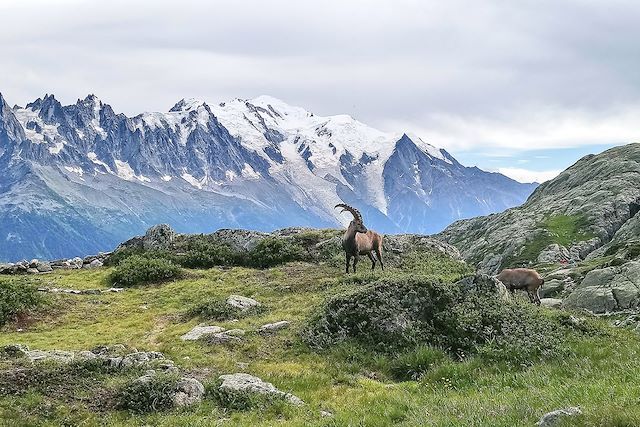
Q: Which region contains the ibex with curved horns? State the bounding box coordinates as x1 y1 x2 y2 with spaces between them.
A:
335 203 384 273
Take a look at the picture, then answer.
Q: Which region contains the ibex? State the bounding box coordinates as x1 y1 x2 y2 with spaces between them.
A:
496 268 544 305
335 203 384 273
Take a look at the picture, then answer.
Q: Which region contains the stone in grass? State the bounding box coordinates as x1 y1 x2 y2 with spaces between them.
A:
218 373 303 406
540 298 563 309
26 349 75 363
258 321 290 333
173 377 206 407
537 407 582 427
226 295 261 311
181 325 225 341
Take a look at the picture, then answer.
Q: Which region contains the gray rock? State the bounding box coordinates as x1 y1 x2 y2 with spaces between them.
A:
537 244 570 264
218 373 303 406
540 298 563 309
35 261 53 273
120 351 165 368
204 332 243 345
383 234 461 260
143 224 176 251
259 321 290 333
227 295 261 311
456 274 510 301
181 325 225 341
564 261 640 313
26 350 75 363
537 407 582 426
173 377 205 407
85 259 103 269
539 279 565 298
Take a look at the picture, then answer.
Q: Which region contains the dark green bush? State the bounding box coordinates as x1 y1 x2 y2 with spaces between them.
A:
0 278 47 327
245 237 306 268
118 372 178 414
303 275 568 366
108 255 182 287
186 298 263 321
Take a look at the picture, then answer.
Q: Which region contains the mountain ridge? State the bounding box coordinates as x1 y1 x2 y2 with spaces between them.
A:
0 92 535 261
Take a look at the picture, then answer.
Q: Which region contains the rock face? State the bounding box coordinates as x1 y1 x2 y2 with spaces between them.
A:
438 144 640 273
537 407 582 426
564 261 640 313
218 373 303 405
227 295 261 311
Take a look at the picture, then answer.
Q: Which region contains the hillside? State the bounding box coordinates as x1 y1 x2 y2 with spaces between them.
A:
0 227 639 426
0 92 535 261
438 143 640 313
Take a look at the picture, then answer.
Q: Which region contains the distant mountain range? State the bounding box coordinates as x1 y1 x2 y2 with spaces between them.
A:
0 92 536 261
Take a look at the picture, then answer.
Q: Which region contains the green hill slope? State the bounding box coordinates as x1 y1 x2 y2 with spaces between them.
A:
0 228 639 426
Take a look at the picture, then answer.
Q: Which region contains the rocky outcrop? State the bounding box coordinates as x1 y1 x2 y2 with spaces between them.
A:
217 373 303 406
438 144 640 273
564 261 640 313
0 252 111 275
180 325 225 341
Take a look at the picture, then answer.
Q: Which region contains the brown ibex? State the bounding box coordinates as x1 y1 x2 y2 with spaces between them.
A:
335 203 384 273
496 268 544 305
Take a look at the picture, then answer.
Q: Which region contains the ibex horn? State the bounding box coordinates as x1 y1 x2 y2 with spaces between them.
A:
334 203 363 222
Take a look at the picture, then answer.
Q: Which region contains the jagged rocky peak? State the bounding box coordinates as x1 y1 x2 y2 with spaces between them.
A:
170 98 208 112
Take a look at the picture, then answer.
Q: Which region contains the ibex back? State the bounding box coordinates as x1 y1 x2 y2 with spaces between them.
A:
335 204 384 273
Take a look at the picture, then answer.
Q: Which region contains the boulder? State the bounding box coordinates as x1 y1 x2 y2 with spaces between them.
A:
564 261 640 313
258 321 290 333
218 373 303 405
181 325 225 341
456 274 510 301
83 259 103 269
203 332 243 345
539 279 565 298
173 377 205 407
227 295 261 311
143 224 176 251
35 261 53 273
537 407 582 426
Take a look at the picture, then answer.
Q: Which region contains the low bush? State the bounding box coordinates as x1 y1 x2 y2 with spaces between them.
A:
303 275 569 366
207 380 286 411
118 372 179 414
108 255 182 287
0 278 47 327
244 237 306 268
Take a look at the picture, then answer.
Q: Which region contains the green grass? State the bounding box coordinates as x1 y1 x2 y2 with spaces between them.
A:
504 214 596 268
0 253 639 426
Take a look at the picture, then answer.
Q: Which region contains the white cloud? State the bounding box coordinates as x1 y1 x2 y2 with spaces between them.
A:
496 167 561 184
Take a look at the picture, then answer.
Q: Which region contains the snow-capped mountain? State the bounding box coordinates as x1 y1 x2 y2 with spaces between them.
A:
0 92 536 261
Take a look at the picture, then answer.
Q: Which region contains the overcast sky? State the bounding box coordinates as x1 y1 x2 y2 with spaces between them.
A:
1 0 638 182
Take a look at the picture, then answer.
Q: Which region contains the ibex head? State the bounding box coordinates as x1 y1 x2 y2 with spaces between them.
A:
335 204 368 234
